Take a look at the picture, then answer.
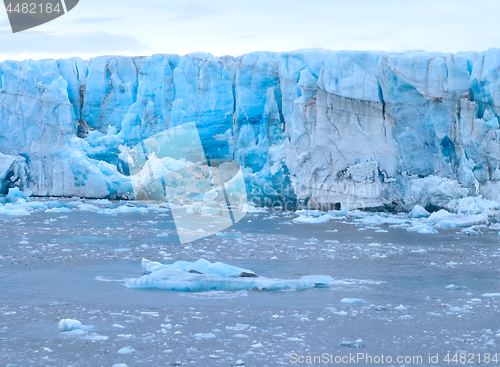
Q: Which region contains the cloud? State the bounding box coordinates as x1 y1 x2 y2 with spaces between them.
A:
73 17 126 24
0 31 151 59
0 21 9 28
171 2 218 21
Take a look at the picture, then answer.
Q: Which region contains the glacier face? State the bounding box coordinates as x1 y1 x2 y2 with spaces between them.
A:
1 48 500 211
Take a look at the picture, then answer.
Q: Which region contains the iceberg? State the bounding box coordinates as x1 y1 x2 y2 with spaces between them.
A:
2 49 500 215
426 209 488 228
125 259 334 292
408 205 430 219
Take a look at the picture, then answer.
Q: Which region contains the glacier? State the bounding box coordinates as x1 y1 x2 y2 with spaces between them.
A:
2 48 500 213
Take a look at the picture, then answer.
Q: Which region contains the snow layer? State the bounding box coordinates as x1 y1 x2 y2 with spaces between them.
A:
2 49 500 212
125 259 334 292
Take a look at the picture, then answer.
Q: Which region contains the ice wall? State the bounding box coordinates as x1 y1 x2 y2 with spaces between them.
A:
1 48 500 211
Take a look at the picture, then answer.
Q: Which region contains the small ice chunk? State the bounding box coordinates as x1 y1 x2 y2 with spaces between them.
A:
461 226 483 236
295 209 323 217
426 312 442 317
226 324 250 331
93 199 112 205
341 339 366 348
341 298 366 304
192 333 216 339
45 207 72 213
394 305 407 311
445 284 466 290
58 319 93 332
482 293 500 297
82 334 108 341
216 233 246 239
98 206 148 215
293 215 331 224
407 224 438 234
117 347 136 354
76 203 100 212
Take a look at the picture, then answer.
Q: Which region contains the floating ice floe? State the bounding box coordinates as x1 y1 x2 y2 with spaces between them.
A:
426 209 488 229
354 211 409 227
293 214 332 224
461 226 483 236
192 333 216 339
292 208 348 224
76 203 101 212
340 298 367 304
426 312 442 317
58 319 108 341
97 205 149 215
0 187 30 204
445 284 466 290
238 203 266 213
216 232 246 239
45 207 72 213
92 199 112 205
0 203 31 216
451 196 500 215
58 319 94 335
125 259 334 292
341 339 366 348
295 209 324 217
117 347 136 354
407 224 438 234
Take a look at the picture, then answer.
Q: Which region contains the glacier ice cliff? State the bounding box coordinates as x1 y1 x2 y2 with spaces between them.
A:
2 48 500 212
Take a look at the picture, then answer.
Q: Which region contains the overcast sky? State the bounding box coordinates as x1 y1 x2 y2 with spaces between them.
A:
0 0 499 60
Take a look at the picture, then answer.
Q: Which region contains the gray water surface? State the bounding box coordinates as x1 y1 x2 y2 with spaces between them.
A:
1 209 500 366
